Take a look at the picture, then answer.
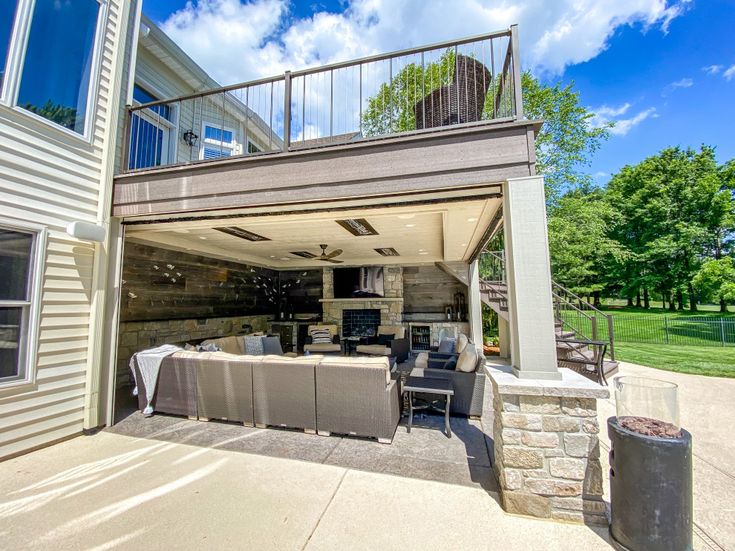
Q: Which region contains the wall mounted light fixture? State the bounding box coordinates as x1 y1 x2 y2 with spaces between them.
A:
183 130 199 147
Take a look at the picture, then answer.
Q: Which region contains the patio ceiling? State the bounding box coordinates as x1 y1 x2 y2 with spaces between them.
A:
124 197 501 269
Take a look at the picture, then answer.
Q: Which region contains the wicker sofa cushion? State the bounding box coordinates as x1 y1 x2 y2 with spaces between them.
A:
456 333 469 354
355 344 391 357
304 342 342 352
456 345 478 373
318 355 392 384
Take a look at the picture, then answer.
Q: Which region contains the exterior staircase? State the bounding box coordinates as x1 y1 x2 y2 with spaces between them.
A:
479 251 619 385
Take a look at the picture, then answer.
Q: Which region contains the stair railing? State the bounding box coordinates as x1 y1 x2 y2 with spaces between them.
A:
479 249 615 361
552 281 615 361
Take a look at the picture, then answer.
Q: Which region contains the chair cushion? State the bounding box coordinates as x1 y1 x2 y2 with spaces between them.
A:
356 344 391 356
377 325 405 339
261 336 283 355
309 328 333 344
307 324 337 337
244 335 264 355
456 333 469 354
415 352 429 369
456 345 478 373
437 337 456 354
304 343 341 353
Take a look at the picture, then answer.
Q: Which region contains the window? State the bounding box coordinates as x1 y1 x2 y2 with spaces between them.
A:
0 222 44 386
200 122 239 160
247 140 261 154
0 2 18 89
128 84 176 170
9 0 103 136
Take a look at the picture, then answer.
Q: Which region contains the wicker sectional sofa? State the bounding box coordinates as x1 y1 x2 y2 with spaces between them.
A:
409 357 487 418
133 351 401 443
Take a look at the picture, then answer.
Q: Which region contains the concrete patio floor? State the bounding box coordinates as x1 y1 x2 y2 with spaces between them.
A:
0 360 731 550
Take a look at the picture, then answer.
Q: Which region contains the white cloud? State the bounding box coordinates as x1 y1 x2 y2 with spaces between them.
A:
158 0 691 85
724 64 735 81
702 64 723 75
661 77 692 95
669 77 693 88
590 103 656 136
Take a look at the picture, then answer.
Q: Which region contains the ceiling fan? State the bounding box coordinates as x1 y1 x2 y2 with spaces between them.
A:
316 244 343 263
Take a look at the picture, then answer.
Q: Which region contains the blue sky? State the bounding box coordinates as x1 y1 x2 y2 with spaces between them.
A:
142 1 735 184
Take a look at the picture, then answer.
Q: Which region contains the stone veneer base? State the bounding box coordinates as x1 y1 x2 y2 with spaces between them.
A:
488 364 610 525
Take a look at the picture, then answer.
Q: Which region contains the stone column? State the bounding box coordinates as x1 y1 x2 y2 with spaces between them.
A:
489 365 609 524
503 175 559 380
467 260 484 351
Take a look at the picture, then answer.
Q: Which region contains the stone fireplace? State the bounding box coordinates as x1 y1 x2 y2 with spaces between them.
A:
320 266 404 333
342 309 381 337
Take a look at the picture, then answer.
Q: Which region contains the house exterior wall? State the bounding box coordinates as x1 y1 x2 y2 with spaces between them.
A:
0 0 139 459
120 20 277 174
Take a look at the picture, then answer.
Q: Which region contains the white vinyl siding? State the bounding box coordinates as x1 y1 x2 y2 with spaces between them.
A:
0 0 135 459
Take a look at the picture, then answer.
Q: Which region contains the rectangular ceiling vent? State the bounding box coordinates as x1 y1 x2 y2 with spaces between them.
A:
375 247 400 257
214 227 270 241
336 218 379 236
290 251 317 259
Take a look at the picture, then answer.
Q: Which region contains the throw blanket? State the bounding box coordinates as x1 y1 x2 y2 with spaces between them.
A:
130 344 181 416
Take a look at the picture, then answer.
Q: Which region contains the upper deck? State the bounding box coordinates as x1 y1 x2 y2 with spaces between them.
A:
113 25 539 219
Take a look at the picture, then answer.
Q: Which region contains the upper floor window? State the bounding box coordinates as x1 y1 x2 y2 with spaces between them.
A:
0 3 18 89
16 0 102 135
128 83 176 169
201 122 239 159
0 222 45 387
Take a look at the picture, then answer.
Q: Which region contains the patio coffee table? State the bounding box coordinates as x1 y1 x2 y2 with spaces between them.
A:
402 376 454 438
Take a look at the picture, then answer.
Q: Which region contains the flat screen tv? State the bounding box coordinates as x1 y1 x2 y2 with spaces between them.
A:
334 267 384 298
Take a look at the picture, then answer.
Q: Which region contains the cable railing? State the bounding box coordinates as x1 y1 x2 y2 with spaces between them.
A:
552 282 615 360
479 250 616 361
121 25 523 173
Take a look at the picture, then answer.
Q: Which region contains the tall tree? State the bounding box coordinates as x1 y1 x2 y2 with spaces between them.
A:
606 146 733 310
547 189 626 302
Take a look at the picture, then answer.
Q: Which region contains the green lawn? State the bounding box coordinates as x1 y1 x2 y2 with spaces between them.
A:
614 343 735 378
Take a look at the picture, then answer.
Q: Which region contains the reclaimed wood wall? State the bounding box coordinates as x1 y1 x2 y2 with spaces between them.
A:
121 242 324 321
121 242 280 321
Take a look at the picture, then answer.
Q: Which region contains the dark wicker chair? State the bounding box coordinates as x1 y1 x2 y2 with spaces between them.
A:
415 54 492 130
409 356 486 417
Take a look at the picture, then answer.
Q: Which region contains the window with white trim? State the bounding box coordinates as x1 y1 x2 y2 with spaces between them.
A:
0 222 44 386
128 84 177 169
1 0 104 137
200 122 240 160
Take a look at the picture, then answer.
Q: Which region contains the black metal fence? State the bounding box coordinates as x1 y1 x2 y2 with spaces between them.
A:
611 315 735 347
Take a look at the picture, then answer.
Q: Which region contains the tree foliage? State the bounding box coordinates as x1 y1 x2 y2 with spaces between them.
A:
360 51 608 202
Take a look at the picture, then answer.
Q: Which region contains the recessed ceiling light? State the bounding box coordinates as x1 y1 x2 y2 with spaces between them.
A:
397 214 416 220
269 255 276 258
461 243 467 247
419 251 429 255
467 218 478 222
280 257 290 261
199 236 207 240
405 224 415 228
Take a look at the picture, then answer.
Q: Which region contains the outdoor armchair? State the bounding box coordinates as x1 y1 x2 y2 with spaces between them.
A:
355 325 409 363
